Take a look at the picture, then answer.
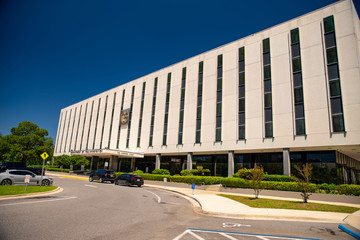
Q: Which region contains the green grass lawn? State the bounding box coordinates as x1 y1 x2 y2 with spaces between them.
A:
218 194 360 214
0 186 57 196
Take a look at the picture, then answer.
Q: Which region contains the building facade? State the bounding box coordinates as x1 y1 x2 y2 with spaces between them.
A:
54 0 360 184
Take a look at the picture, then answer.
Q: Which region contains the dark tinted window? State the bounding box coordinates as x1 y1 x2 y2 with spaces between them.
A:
291 44 300 57
325 32 336 48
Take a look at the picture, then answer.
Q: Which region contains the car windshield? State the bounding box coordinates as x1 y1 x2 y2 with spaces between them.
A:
131 174 141 178
106 171 115 174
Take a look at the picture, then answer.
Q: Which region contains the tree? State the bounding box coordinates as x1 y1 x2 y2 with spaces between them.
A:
247 164 265 199
292 163 313 203
0 121 54 165
69 155 89 169
55 155 71 168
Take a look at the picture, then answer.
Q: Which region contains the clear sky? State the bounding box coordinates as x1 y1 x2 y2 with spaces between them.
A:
0 0 359 141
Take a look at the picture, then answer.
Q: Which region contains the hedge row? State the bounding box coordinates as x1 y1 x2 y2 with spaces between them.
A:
139 174 360 196
46 167 71 173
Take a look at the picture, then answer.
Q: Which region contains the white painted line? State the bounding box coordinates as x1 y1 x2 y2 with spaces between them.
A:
84 184 97 188
256 237 270 240
188 231 205 240
0 196 77 207
219 232 238 240
173 229 190 240
144 189 161 204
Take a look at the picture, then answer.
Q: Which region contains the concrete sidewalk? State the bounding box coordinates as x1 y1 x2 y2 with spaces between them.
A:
144 182 359 223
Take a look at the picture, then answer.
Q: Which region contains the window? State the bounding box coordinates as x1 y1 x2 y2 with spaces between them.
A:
108 93 116 148
196 61 204 144
263 38 273 138
163 73 171 145
100 96 108 149
117 90 126 148
137 82 146 147
290 28 306 136
178 68 186 145
126 86 135 148
216 55 223 142
323 15 345 133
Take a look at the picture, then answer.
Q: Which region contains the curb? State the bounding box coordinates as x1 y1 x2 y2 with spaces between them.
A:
0 187 63 200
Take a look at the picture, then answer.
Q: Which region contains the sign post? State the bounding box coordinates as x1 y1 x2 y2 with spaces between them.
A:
24 175 30 191
40 152 49 186
191 183 195 195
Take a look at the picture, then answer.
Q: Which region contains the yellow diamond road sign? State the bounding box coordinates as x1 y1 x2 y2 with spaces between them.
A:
41 152 49 160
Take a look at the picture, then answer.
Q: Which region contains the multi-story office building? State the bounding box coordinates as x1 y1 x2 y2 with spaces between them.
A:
54 0 360 184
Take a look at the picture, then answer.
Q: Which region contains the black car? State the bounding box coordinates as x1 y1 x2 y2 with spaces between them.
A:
115 174 144 187
89 169 116 183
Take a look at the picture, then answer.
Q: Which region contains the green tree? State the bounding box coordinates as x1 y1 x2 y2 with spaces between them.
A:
292 163 313 203
69 155 89 169
0 122 53 165
55 155 71 168
247 164 265 199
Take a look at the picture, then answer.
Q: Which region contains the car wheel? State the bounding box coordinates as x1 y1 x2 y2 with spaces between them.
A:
1 179 12 185
89 176 93 182
42 179 50 186
99 178 103 183
137 185 141 187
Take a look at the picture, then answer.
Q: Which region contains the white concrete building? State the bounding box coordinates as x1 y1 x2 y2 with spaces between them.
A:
54 0 360 184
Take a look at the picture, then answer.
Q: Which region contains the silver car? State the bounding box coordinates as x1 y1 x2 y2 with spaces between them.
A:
0 169 53 186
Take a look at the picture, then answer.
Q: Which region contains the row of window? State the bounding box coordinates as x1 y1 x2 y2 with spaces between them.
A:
55 15 345 153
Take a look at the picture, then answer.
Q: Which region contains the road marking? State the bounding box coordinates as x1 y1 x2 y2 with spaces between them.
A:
188 231 205 240
144 189 161 204
173 228 322 240
84 184 97 188
0 196 77 207
223 222 251 228
219 232 238 240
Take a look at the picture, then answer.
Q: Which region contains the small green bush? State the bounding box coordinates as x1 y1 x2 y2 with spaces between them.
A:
234 168 252 178
131 170 144 175
180 169 193 176
141 173 169 181
152 169 171 175
319 183 337 194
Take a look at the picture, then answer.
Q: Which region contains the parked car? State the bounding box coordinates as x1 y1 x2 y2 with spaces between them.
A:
0 169 53 186
89 169 116 183
115 174 144 187
0 161 44 175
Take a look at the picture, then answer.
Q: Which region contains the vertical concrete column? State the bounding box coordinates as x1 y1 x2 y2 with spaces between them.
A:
109 155 118 171
130 158 136 172
90 156 99 171
228 151 234 177
187 152 193 171
283 148 291 176
155 154 161 169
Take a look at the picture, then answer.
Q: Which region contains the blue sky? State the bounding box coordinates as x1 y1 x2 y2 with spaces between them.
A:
0 0 358 141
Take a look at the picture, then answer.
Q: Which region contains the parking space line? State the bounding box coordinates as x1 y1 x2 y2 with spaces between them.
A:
185 228 322 240
219 232 238 240
0 196 77 207
188 231 205 240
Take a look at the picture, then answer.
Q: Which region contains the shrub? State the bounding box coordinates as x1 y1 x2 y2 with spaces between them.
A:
131 170 144 175
234 168 252 179
319 183 337 194
190 166 211 176
336 184 360 196
180 169 193 176
152 169 170 175
141 173 169 181
47 167 71 173
220 177 249 188
263 174 295 182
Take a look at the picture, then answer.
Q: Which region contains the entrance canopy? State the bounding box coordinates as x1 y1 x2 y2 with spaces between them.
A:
70 148 144 158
